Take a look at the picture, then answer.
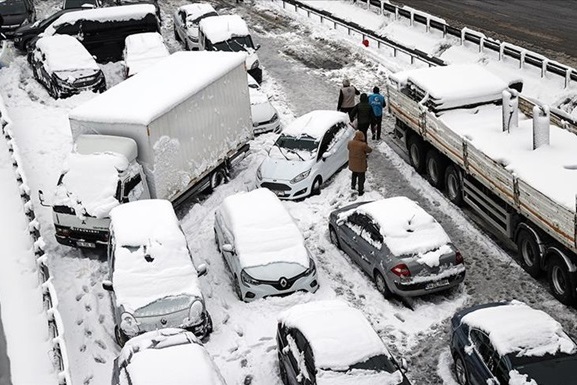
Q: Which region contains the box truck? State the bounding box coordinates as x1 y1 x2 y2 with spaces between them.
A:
44 51 253 248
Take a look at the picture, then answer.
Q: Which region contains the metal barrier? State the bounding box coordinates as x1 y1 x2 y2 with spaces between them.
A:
0 103 72 385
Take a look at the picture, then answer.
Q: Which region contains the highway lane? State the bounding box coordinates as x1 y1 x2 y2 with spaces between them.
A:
392 0 577 65
0 303 11 385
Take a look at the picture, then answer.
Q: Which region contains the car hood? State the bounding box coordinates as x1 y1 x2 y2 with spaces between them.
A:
250 98 277 123
260 156 314 181
244 261 307 281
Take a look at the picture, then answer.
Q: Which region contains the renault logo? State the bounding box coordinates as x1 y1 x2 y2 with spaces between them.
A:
279 277 288 289
160 318 167 325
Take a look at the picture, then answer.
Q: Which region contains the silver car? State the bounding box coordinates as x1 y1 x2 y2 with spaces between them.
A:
328 197 465 297
173 3 217 50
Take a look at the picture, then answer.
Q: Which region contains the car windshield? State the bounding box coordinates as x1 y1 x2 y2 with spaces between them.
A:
511 353 577 384
134 293 193 317
213 36 254 52
0 1 26 14
321 354 397 374
275 134 318 152
64 0 96 8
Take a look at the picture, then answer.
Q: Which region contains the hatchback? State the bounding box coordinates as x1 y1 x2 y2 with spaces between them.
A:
103 199 212 346
328 196 465 297
256 110 353 199
173 3 217 50
29 35 106 99
122 32 168 77
214 188 319 301
450 301 577 385
277 300 411 385
111 328 227 385
248 74 280 134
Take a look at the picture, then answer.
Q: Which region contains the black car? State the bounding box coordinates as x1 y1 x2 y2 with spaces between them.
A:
12 8 78 50
450 301 577 385
0 0 35 36
62 0 102 10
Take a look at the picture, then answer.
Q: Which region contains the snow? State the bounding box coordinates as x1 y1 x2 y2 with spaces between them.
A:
178 3 217 23
461 301 576 357
509 370 538 385
316 369 403 385
282 110 348 139
35 35 99 73
279 300 390 371
199 15 249 44
109 199 203 312
218 188 310 269
124 32 169 77
44 4 157 36
75 134 138 162
69 51 246 126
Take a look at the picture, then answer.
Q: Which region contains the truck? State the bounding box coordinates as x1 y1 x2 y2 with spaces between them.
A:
387 63 577 305
46 51 253 248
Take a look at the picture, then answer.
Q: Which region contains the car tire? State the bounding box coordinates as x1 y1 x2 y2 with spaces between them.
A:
207 168 228 193
174 28 180 41
329 225 341 249
114 325 128 347
548 256 576 306
311 176 322 196
374 271 392 299
444 165 464 206
407 134 426 174
233 276 243 301
516 228 542 278
49 84 60 99
278 353 289 385
453 355 469 385
425 149 446 189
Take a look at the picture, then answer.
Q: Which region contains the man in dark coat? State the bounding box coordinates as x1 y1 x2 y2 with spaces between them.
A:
347 130 372 196
350 93 376 142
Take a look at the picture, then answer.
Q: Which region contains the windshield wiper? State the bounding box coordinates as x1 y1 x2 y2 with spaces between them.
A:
286 148 305 161
273 142 289 160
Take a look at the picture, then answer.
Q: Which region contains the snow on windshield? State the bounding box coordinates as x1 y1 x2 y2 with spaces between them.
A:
36 35 99 74
200 15 250 44
270 134 317 161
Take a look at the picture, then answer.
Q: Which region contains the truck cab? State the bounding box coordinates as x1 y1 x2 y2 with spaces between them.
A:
51 135 150 248
198 14 262 83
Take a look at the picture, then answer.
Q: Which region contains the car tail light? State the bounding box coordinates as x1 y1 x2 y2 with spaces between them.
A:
455 250 464 265
391 263 411 277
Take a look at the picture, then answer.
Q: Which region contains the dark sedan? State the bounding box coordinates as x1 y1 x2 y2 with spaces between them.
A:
12 8 78 50
0 0 35 36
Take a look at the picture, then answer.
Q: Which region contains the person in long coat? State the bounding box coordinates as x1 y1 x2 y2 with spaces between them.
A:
347 130 372 196
350 93 376 141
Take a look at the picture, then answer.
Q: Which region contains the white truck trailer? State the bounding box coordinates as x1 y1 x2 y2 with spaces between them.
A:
388 64 577 305
48 51 253 248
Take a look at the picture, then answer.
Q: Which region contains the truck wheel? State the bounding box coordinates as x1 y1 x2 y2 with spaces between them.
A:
516 228 542 278
425 149 446 189
444 165 464 206
407 135 426 173
548 256 576 305
210 169 228 191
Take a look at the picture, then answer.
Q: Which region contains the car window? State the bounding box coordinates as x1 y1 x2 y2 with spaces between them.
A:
362 221 383 249
317 127 337 160
293 329 315 384
470 329 496 371
493 356 510 384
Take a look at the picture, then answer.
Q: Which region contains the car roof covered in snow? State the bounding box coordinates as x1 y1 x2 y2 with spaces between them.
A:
109 199 202 312
76 134 138 162
279 301 390 370
461 301 577 357
124 32 169 76
282 110 349 140
178 3 217 21
35 35 99 73
69 51 246 125
119 329 227 385
390 64 509 110
199 14 249 43
342 197 451 256
218 188 309 270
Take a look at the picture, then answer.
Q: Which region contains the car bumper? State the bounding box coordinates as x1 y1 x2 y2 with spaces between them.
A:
257 175 313 200
240 273 319 302
54 225 109 248
248 67 262 84
253 116 281 135
390 267 466 297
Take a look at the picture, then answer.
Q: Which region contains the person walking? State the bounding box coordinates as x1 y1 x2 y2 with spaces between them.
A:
350 93 375 141
347 131 372 196
337 78 360 119
368 86 386 140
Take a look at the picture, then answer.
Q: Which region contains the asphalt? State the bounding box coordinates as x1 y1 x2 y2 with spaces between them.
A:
393 0 577 65
0 303 11 385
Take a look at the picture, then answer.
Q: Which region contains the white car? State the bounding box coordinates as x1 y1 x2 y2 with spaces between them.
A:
213 188 319 301
111 328 227 385
256 110 354 199
103 199 212 346
248 74 280 134
173 3 217 50
122 32 169 77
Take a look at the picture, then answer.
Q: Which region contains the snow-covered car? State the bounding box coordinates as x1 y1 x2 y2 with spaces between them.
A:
111 328 227 385
122 32 169 77
256 110 353 200
328 197 466 298
173 3 217 50
277 300 411 385
450 301 577 385
28 34 106 99
213 188 319 302
248 74 280 134
103 199 212 346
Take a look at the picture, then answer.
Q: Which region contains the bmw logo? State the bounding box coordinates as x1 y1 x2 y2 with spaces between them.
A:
279 277 288 289
160 318 167 325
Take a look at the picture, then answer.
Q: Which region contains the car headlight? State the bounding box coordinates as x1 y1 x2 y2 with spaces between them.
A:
250 59 260 70
290 169 311 184
241 270 260 286
305 258 316 276
120 312 139 336
256 165 262 180
188 300 204 324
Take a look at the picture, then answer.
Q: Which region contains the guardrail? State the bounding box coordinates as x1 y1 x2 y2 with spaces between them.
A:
0 103 72 385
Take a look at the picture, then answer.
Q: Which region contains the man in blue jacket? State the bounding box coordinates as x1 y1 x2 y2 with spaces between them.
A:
368 86 386 140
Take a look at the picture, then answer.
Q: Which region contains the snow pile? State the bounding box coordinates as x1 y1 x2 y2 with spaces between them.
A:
283 110 348 139
316 369 403 385
35 35 99 73
218 188 309 269
461 301 576 357
508 370 537 385
416 244 452 268
355 197 451 256
124 32 169 77
199 15 250 44
110 200 202 312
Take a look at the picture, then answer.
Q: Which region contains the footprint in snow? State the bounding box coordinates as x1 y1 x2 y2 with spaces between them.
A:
240 358 248 368
93 355 106 364
235 325 244 337
75 292 85 302
244 375 253 385
85 304 92 312
95 339 106 350
98 314 105 324
76 319 84 326
79 344 87 353
83 374 94 385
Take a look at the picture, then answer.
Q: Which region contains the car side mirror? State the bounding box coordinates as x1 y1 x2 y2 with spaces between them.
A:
322 152 331 161
102 280 113 291
197 263 208 277
336 218 344 226
255 44 261 51
222 244 234 253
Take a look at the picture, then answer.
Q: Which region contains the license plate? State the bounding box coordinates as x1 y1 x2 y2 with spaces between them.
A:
77 241 96 248
425 279 449 290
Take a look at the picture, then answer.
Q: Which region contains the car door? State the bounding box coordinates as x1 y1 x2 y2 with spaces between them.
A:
340 212 367 267
330 121 351 169
468 329 500 385
294 330 315 385
279 327 306 385
316 126 338 179
354 219 383 274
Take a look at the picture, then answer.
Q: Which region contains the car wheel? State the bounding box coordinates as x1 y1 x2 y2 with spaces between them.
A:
548 256 576 305
407 135 426 173
49 84 60 99
174 28 180 41
184 40 189 50
208 168 228 192
374 271 392 299
329 225 341 249
114 325 128 347
444 165 464 206
311 177 322 196
516 228 542 278
233 276 243 301
453 356 469 385
425 149 446 189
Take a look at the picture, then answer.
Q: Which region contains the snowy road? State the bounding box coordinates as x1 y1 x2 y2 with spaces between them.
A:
1 1 577 385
